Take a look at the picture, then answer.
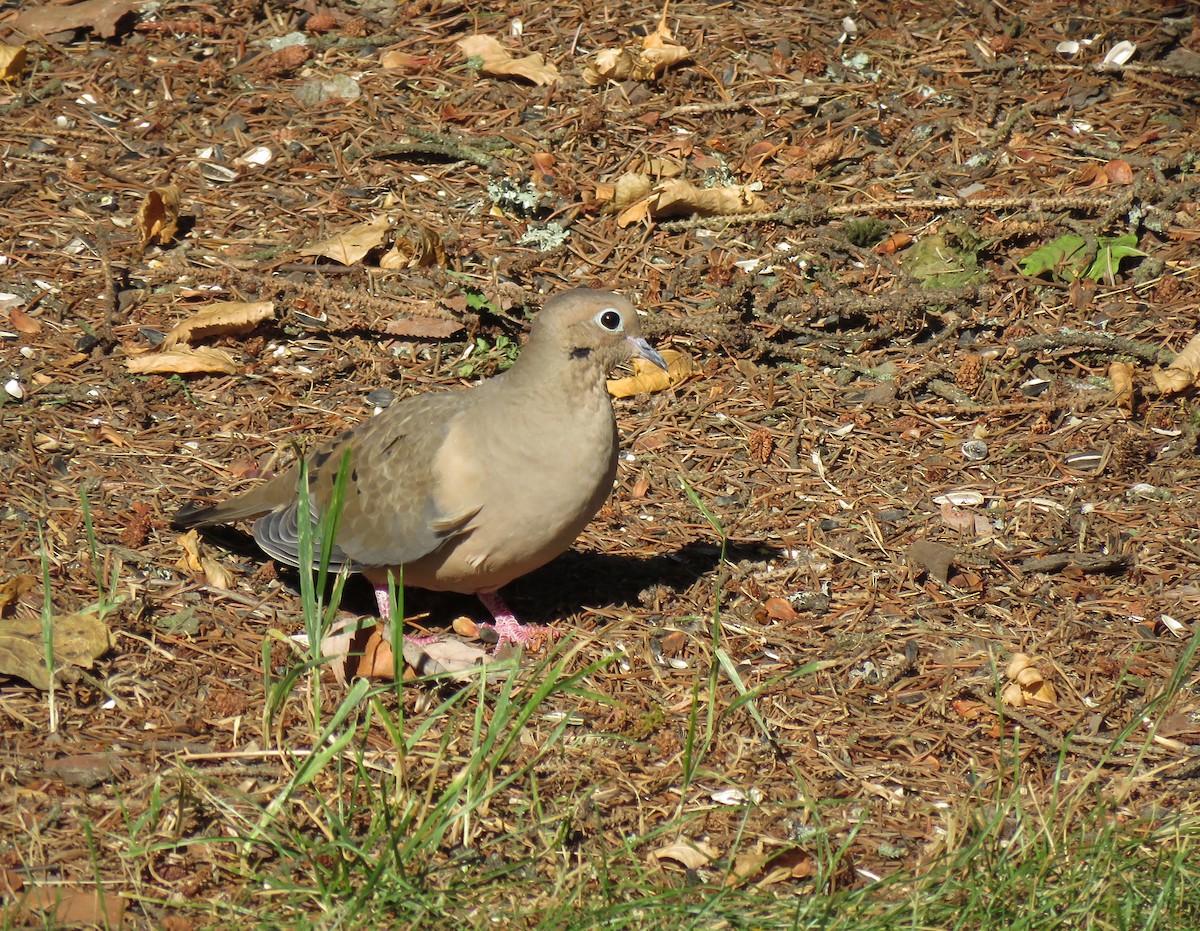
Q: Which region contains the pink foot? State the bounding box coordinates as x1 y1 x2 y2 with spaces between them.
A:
374 584 394 620
476 589 556 651
372 582 439 644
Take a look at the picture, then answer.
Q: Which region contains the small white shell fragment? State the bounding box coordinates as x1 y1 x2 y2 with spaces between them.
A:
933 490 985 507
1098 40 1136 71
241 145 273 166
1056 40 1080 55
710 787 765 805
4 378 23 399
510 18 523 37
1160 614 1188 637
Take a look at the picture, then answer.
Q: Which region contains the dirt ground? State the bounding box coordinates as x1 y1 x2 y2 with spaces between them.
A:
3 0 1200 925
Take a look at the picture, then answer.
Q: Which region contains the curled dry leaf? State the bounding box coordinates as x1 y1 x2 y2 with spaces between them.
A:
380 50 433 73
0 43 27 81
0 575 37 617
456 35 559 86
175 530 234 589
379 225 445 270
608 348 694 397
1002 653 1057 708
298 215 391 265
137 185 182 247
1153 333 1200 395
582 9 691 85
0 606 112 690
651 841 717 870
162 300 275 350
126 345 240 375
616 176 767 227
726 848 816 888
1109 360 1135 417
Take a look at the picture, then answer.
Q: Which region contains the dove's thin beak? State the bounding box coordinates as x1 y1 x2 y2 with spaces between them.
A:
630 336 668 371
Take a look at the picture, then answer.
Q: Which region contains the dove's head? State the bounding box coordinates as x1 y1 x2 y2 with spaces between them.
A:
526 288 667 376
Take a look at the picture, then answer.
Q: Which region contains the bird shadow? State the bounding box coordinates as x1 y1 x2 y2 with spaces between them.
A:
185 525 779 628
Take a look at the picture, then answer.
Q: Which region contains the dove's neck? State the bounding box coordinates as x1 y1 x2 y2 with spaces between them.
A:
497 337 612 400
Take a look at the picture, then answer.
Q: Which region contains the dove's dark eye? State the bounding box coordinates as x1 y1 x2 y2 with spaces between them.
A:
596 309 623 331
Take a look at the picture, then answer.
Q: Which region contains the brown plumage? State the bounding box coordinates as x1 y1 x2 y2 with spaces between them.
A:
173 288 666 646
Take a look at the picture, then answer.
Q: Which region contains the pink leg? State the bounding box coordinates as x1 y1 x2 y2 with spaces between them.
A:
373 584 393 620
373 582 439 646
476 589 554 649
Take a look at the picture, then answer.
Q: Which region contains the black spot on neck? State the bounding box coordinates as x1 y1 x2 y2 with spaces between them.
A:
570 347 592 360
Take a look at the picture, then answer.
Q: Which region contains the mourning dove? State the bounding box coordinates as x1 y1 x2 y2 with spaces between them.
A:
173 289 666 648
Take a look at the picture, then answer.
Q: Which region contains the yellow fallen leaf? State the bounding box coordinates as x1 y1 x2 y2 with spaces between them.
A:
1152 332 1200 395
137 185 182 247
1109 360 1134 417
456 35 559 86
162 300 276 350
608 349 694 397
176 530 205 575
126 346 240 375
0 42 27 82
298 215 391 265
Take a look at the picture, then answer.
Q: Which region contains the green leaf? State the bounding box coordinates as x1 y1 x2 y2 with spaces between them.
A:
1019 234 1088 278
1020 233 1145 282
1083 234 1145 282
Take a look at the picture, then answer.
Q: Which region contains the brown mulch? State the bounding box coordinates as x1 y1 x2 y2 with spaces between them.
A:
3 0 1200 924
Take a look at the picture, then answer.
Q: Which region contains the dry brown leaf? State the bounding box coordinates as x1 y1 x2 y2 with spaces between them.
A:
651 841 716 870
16 0 134 39
1078 159 1134 189
0 606 112 690
0 43 27 81
175 530 206 575
379 50 432 73
298 215 391 265
907 539 956 584
137 185 181 247
126 346 240 375
616 177 766 227
17 886 127 927
456 35 560 86
726 847 816 887
176 529 235 590
1153 333 1200 395
379 226 445 270
0 575 36 617
382 315 464 339
582 8 691 84
1110 360 1135 417
607 348 694 397
161 300 276 350
9 306 40 335
200 556 233 590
